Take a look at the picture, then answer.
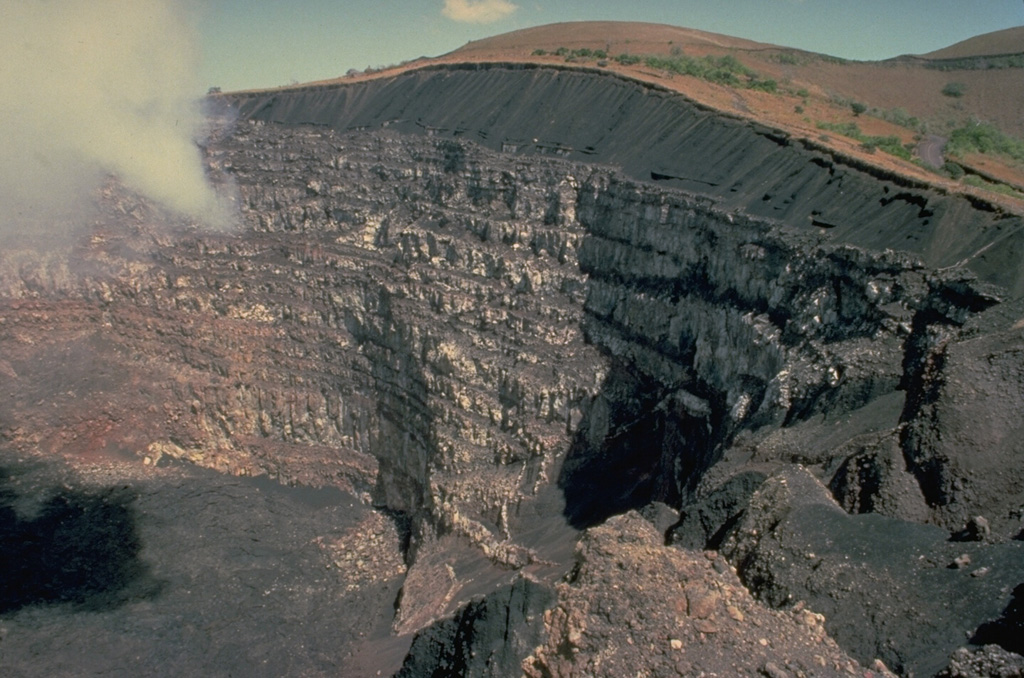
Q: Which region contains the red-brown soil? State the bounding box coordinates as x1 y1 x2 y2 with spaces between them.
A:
246 21 1024 212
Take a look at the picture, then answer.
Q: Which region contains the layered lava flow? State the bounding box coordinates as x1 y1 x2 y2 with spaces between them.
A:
2 65 1024 677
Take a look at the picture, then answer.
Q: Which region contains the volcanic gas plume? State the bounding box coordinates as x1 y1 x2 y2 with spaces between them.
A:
0 0 231 238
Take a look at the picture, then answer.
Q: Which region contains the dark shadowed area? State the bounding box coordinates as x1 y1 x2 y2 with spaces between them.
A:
0 469 157 614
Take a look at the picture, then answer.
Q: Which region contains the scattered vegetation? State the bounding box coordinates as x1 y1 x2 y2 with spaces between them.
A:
819 54 850 65
530 43 1022 194
543 46 779 91
773 52 806 66
941 82 966 98
828 96 925 135
943 161 965 179
816 121 912 160
828 93 852 107
946 120 1024 164
622 51 786 91
770 52 848 66
962 174 1024 198
818 121 861 137
635 53 755 85
747 77 779 93
554 47 607 60
871 107 923 132
926 55 1024 71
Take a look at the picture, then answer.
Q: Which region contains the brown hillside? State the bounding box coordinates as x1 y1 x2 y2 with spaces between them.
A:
263 21 1024 210
922 25 1024 59
450 21 777 57
445 21 1024 137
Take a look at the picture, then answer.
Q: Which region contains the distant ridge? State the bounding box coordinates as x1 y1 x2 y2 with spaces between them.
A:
450 21 783 58
453 20 1024 64
240 19 1024 202
922 25 1024 59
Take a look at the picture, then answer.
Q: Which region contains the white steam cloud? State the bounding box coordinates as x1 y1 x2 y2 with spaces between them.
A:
442 0 518 24
0 0 231 236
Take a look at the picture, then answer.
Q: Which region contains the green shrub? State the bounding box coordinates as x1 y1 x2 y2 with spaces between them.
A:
943 161 965 179
532 49 547 56
870 136 912 160
963 174 1024 198
608 51 775 90
557 47 609 62
947 120 1024 163
642 53 756 86
942 82 966 98
875 107 922 131
705 67 741 85
851 101 867 116
816 122 911 160
818 120 862 137
748 78 778 93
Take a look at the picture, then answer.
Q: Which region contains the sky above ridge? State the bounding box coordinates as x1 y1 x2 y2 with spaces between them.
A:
198 0 1024 91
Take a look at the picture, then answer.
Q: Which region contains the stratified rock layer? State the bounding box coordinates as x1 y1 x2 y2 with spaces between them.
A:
2 63 1024 676
233 64 1024 293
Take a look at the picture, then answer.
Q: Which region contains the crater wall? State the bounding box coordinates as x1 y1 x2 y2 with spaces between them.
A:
2 64 1023 676
233 64 1024 294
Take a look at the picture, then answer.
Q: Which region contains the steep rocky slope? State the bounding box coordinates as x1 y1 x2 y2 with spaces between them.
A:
1 63 1023 676
233 65 1024 294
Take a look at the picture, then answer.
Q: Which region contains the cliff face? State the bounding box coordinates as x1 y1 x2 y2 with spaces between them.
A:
2 65 1024 677
234 65 1024 294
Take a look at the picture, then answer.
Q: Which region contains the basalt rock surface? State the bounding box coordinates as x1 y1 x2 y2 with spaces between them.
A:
2 64 1024 676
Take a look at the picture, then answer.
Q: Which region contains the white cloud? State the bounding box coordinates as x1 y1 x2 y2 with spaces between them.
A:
442 0 518 24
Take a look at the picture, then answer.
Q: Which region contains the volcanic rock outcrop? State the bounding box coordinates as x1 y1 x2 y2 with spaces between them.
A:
2 63 1023 677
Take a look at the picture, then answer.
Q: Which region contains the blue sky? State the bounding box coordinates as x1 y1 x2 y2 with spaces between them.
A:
198 1 1024 91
